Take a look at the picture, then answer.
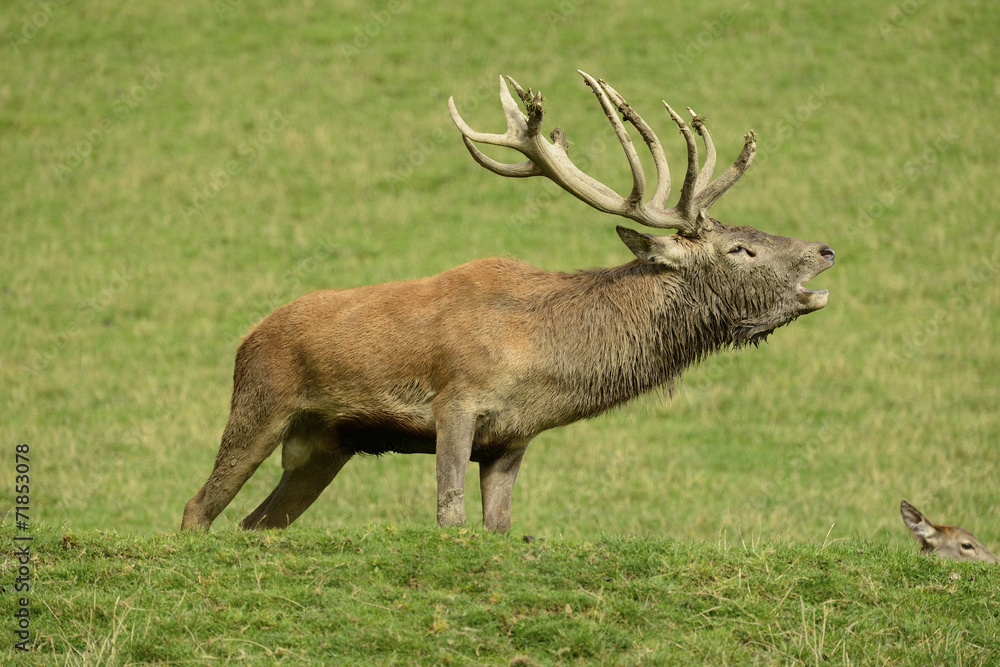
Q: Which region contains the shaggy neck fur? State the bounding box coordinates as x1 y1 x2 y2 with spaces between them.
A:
532 259 785 418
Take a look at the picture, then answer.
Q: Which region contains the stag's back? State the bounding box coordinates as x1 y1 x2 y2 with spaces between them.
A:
236 256 706 442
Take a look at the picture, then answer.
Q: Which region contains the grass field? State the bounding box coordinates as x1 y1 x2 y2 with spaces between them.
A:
2 0 998 663
6 525 1000 664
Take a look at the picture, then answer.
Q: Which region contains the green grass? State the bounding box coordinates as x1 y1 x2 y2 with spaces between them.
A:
3 525 998 665
2 0 999 662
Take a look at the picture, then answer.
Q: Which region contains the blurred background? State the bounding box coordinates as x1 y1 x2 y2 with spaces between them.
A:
2 0 997 546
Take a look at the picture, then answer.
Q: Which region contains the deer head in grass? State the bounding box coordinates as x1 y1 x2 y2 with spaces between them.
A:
900 500 999 563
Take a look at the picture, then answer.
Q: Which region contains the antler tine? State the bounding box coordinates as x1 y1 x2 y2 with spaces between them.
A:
447 75 527 147
595 78 673 213
694 130 756 211
662 101 702 228
448 76 542 179
449 75 629 215
578 71 646 209
689 109 717 194
454 135 541 178
503 75 544 135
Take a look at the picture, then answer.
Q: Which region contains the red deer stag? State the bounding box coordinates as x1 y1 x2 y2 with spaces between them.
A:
900 499 999 563
181 71 835 533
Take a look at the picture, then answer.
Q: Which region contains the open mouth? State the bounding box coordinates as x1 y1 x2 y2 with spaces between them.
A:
796 246 834 309
797 283 829 309
798 284 829 297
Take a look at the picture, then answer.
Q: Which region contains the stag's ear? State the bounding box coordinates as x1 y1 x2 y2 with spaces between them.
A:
616 225 689 268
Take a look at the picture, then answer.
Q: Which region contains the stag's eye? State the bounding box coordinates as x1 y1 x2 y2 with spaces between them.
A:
728 245 755 258
962 543 974 550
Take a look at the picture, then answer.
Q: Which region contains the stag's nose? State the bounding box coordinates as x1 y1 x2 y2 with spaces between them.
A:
819 245 835 264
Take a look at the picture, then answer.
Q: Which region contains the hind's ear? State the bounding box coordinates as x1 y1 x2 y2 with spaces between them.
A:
616 225 689 269
900 500 938 546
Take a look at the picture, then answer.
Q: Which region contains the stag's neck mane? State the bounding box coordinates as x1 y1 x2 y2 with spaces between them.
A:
531 259 744 416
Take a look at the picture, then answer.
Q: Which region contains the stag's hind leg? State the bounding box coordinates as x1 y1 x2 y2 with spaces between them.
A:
181 408 290 531
241 416 352 529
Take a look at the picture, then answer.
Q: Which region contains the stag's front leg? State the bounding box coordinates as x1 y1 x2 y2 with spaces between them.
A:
479 441 530 533
434 403 476 527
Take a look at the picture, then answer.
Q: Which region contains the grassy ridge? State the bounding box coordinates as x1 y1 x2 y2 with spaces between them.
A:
3 524 998 665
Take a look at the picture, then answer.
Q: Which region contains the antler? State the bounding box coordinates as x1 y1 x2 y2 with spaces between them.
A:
447 70 756 237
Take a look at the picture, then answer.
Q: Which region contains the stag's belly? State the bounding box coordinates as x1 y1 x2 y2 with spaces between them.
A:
321 392 438 456
335 421 521 463
309 365 609 459
337 421 437 456
322 390 546 461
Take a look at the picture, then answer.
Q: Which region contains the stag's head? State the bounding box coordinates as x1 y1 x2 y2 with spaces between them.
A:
449 71 835 344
